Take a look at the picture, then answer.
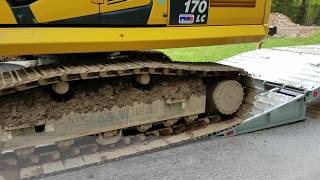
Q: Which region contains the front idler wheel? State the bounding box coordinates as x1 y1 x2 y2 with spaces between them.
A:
206 80 244 115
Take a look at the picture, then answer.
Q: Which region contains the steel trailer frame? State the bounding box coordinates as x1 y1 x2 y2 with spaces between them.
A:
219 45 320 137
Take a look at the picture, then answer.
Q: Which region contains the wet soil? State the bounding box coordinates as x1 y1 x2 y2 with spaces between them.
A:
0 76 205 128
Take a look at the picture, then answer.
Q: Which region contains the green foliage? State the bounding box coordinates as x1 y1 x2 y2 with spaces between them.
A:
271 0 302 23
271 0 320 25
305 4 320 25
161 31 320 62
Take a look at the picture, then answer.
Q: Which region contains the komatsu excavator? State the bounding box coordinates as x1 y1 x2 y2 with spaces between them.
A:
0 0 270 178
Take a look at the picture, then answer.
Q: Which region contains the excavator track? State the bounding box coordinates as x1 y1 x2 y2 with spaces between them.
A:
0 52 255 179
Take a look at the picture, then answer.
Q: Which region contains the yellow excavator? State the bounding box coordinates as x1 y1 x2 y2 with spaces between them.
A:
0 0 270 178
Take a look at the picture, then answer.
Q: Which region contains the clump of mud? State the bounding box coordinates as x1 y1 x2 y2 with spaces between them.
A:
0 56 18 62
0 76 205 128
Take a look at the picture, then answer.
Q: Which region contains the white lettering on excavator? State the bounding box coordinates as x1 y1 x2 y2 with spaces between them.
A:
184 0 208 14
196 14 207 23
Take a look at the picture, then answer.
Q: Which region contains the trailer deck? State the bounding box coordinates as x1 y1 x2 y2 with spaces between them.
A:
219 45 320 136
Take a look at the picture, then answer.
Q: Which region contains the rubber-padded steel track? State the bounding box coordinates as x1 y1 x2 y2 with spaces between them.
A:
0 52 256 179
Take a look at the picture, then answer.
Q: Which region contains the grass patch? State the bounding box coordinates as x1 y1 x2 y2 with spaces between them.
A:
160 30 320 62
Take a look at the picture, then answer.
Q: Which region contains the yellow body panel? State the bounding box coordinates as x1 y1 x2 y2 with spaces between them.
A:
0 0 16 24
30 0 98 23
0 25 266 56
1 0 271 25
263 0 272 32
99 0 151 15
31 0 152 23
148 0 168 24
208 0 266 25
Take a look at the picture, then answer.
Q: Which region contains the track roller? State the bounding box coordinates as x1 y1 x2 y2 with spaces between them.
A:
163 119 178 127
184 115 198 123
96 130 122 146
137 123 152 132
52 81 70 95
135 134 146 142
121 137 131 145
135 74 151 85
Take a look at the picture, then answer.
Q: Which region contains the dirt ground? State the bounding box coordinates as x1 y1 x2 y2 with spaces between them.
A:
269 13 320 37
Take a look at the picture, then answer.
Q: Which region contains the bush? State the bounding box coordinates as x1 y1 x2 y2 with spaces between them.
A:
271 0 320 25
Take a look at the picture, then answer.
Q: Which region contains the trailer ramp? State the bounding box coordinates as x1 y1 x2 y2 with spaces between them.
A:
219 45 320 136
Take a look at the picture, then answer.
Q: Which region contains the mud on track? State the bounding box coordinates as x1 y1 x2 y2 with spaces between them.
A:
0 76 204 128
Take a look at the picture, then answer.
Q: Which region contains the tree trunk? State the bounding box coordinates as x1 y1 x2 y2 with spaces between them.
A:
299 0 309 24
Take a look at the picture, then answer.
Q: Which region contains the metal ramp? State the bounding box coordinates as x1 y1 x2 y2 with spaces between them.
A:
218 45 320 136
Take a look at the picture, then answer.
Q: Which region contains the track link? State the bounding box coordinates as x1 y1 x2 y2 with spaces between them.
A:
0 52 250 97
0 115 246 180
